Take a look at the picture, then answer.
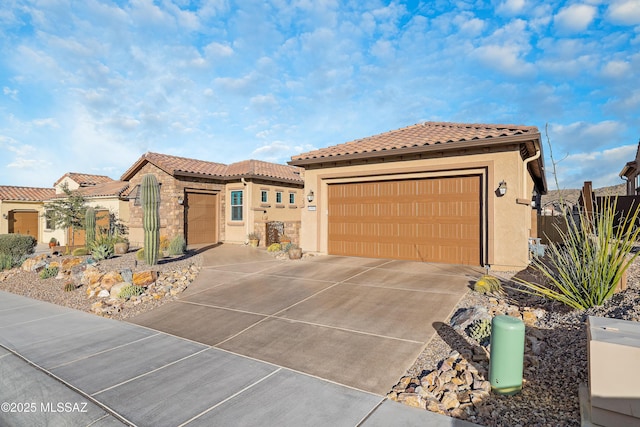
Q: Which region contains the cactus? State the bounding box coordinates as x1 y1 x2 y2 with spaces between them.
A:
72 247 88 256
118 285 146 299
467 318 492 345
63 282 76 292
141 174 160 265
473 275 504 295
85 207 96 248
39 266 59 279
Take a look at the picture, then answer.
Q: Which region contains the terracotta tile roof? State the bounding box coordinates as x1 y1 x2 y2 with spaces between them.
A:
0 186 55 201
226 159 303 183
290 121 540 163
121 152 302 184
121 152 228 181
76 181 129 198
54 172 114 187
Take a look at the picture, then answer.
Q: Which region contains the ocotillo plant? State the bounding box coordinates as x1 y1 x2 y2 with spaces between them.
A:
141 174 160 265
85 207 96 249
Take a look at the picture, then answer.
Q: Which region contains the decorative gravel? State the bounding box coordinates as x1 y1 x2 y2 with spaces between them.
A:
0 250 203 321
400 257 640 427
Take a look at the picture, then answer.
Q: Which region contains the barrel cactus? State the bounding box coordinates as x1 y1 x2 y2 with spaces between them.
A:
141 174 160 265
85 207 96 248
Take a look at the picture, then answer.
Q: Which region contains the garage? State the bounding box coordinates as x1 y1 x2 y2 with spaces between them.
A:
8 211 39 240
186 192 218 245
327 175 482 265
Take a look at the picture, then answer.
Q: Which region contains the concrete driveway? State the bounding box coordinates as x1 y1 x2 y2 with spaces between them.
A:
130 245 482 396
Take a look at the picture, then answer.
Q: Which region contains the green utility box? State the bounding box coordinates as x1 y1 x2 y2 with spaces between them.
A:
489 315 525 395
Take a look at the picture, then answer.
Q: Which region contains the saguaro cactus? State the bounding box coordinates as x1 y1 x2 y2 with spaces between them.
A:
85 207 96 248
141 174 160 265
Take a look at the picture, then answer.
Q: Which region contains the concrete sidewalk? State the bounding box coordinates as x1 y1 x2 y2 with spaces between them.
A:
0 290 480 426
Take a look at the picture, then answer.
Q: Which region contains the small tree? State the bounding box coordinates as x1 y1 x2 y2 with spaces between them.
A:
45 183 87 248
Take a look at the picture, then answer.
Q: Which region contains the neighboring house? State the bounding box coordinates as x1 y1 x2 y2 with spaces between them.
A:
619 140 640 195
289 121 547 271
120 152 304 247
44 173 130 246
0 186 55 242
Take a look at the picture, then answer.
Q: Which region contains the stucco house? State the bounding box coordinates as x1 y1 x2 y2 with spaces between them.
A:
44 173 130 246
120 152 304 247
289 121 547 271
0 186 55 242
619 140 640 195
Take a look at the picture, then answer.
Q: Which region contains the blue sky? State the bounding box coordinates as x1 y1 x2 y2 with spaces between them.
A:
0 0 639 190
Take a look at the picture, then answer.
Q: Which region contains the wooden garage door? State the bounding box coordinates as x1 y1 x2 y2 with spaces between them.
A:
9 211 39 240
186 193 217 245
69 210 110 246
328 176 481 265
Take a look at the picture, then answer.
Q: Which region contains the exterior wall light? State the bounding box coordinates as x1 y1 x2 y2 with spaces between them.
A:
498 181 507 196
2 214 7 219
306 190 315 203
177 196 184 205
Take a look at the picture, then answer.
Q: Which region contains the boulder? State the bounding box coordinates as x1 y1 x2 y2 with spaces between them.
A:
82 266 103 286
61 257 84 272
100 271 124 291
97 289 110 298
120 268 133 284
133 271 157 287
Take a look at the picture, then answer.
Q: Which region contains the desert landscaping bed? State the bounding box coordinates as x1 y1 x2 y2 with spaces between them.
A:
1 248 640 426
0 249 202 321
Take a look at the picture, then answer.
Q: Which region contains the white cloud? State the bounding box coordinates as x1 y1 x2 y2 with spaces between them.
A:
205 41 234 57
602 60 631 78
606 0 640 25
550 121 627 151
473 44 536 77
3 86 18 100
554 4 597 33
558 144 636 188
31 118 59 128
7 157 51 169
496 0 526 15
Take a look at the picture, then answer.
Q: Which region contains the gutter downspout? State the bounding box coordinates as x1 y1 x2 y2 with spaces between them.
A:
241 178 249 242
523 147 541 200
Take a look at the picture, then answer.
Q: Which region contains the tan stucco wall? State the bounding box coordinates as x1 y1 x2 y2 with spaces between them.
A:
299 148 536 271
54 176 80 194
0 201 46 242
225 180 303 245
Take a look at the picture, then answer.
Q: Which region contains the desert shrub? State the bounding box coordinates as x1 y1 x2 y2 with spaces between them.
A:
39 266 59 279
169 235 186 256
0 234 36 265
0 253 13 271
512 197 640 310
136 248 145 261
72 247 89 256
118 285 145 299
267 243 281 252
160 236 170 252
91 244 114 261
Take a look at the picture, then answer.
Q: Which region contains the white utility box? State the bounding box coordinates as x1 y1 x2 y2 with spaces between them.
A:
588 316 640 427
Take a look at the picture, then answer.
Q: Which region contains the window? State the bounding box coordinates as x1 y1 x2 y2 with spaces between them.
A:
289 193 295 204
45 210 54 230
261 190 268 203
276 191 282 204
231 190 243 221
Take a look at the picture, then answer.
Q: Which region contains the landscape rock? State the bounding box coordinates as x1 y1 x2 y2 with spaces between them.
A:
133 271 157 287
100 271 124 291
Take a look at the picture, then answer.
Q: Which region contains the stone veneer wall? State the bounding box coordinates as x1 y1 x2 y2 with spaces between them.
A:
253 220 301 247
127 163 225 246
